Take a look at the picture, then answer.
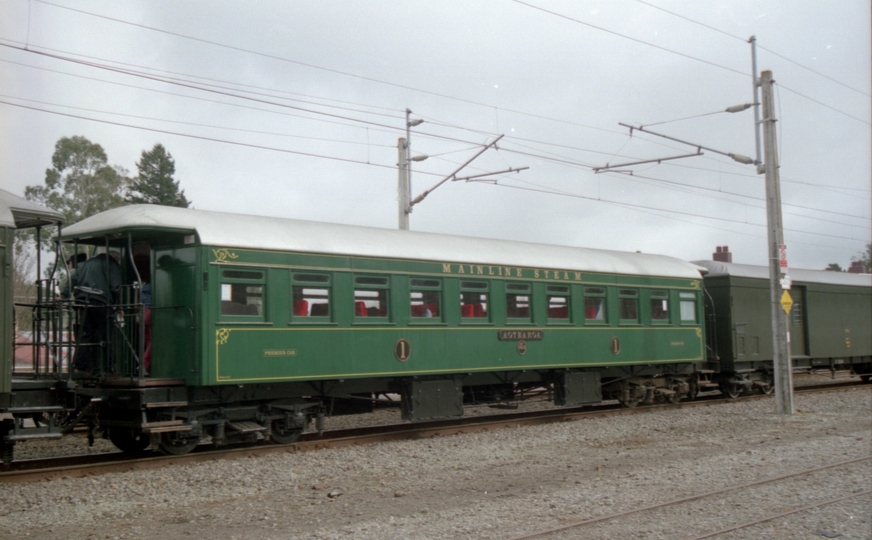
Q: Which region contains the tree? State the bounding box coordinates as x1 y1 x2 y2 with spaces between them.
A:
20 135 127 291
853 243 872 273
824 263 843 272
126 143 190 207
12 233 39 330
25 136 129 226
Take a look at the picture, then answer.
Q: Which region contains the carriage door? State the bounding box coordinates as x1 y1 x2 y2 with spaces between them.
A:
788 286 808 357
153 246 198 380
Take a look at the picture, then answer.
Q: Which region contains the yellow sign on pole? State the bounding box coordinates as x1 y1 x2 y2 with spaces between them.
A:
780 290 793 315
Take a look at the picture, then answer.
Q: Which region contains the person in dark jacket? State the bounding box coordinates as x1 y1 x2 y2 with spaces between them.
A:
58 252 88 299
71 250 122 375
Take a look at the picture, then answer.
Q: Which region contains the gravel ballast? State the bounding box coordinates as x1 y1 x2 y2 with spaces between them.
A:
1 387 869 539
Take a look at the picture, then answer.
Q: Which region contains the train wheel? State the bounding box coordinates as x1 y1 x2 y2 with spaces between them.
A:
687 380 700 401
861 374 871 383
668 393 682 404
722 383 742 399
158 432 200 455
618 397 640 408
618 383 644 408
270 420 303 444
109 429 150 454
760 376 775 395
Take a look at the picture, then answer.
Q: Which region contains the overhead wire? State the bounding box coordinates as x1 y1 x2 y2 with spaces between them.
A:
0 99 402 171
5 3 868 243
775 82 870 126
27 54 860 224
0 53 417 141
632 0 871 98
16 0 872 144
34 0 871 136
759 44 872 98
495 143 871 222
662 160 871 195
3 89 865 247
398 107 871 201
0 42 498 150
486 178 860 251
489 178 857 248
511 0 747 76
635 108 727 128
0 37 416 130
1 43 410 132
500 126 871 199
0 39 405 123
0 93 395 148
4 20 866 202
607 170 871 229
27 0 618 136
515 0 870 126
430 141 870 233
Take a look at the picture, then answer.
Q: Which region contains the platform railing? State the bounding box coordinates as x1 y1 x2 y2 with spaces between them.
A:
13 281 147 380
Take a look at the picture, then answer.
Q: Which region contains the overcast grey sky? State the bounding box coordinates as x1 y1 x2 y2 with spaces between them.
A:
1 0 869 270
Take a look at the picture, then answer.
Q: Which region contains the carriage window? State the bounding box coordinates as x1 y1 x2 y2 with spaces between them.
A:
223 270 264 280
220 268 265 317
460 281 489 320
355 276 389 319
410 278 441 320
584 287 606 322
356 276 388 286
650 290 669 323
547 285 570 321
505 283 530 321
292 273 331 319
680 292 696 323
619 289 639 323
221 284 264 316
294 273 329 283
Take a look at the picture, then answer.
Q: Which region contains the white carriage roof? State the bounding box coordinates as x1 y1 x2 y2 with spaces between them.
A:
62 204 703 279
0 189 64 229
693 260 871 288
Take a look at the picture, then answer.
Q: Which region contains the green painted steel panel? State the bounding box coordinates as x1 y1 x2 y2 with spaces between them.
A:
805 284 871 357
702 274 871 370
789 286 808 357
147 245 707 386
205 247 701 290
728 277 774 362
209 325 703 384
152 247 199 382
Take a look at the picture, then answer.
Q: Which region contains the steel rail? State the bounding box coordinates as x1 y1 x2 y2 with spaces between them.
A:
682 489 872 540
1 381 867 483
508 455 871 540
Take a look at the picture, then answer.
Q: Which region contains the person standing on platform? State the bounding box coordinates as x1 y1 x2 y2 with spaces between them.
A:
58 252 88 300
71 249 122 375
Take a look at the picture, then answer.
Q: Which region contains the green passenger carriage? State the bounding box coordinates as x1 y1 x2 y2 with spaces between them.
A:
51 204 707 453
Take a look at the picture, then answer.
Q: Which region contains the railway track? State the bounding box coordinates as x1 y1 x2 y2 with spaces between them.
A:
1 380 866 484
508 455 872 540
